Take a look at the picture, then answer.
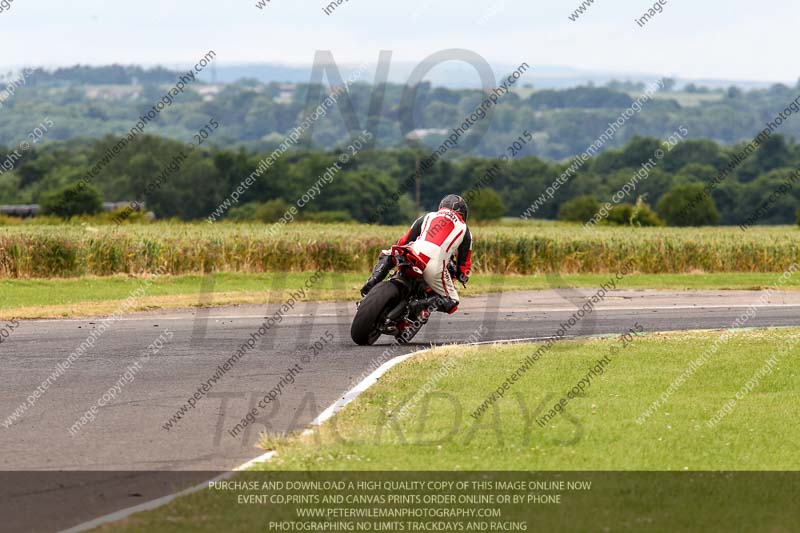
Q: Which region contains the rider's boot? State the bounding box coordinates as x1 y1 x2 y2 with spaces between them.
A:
360 254 393 297
411 295 459 316
435 296 459 314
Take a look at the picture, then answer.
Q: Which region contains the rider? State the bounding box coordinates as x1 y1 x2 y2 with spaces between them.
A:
360 194 472 314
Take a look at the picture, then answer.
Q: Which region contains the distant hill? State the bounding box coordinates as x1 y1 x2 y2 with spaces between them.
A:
1 65 798 162
21 65 185 86
199 62 779 91
7 62 783 90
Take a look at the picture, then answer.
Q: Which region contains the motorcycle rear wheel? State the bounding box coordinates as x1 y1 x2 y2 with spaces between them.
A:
350 281 400 345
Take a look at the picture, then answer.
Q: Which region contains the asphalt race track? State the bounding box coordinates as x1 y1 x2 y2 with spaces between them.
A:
4 288 800 531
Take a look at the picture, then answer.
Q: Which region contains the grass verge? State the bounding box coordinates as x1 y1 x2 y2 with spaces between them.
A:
254 327 800 471
93 328 800 531
3 271 800 319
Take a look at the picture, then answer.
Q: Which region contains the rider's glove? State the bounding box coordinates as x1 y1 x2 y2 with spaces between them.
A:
457 272 469 284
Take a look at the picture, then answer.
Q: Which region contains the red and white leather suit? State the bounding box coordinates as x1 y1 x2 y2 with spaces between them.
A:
396 207 472 310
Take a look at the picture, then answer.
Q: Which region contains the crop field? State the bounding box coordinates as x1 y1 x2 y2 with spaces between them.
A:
0 222 798 279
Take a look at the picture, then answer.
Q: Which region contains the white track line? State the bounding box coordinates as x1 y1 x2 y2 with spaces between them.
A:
31 303 800 323
59 451 277 533
61 322 730 531
59 348 429 533
55 319 800 532
33 313 342 323
310 351 424 427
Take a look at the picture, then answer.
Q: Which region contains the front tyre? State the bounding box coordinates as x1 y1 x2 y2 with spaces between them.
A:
350 281 400 345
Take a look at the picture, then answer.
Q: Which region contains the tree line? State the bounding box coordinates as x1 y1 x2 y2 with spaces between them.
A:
2 132 799 226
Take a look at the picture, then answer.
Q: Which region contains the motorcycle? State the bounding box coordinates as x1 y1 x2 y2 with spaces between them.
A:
350 244 463 346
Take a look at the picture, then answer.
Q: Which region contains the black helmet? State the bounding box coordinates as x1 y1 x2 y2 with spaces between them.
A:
439 194 468 221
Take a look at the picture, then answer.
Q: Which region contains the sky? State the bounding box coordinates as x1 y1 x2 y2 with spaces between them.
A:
1 0 798 83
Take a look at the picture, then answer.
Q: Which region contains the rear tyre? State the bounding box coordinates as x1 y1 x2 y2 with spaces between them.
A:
351 281 400 345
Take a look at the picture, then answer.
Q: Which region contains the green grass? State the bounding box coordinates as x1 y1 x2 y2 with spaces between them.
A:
3 271 800 319
93 328 800 532
253 328 800 471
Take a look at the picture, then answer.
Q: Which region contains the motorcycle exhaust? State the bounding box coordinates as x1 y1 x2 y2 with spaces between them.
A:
386 301 408 321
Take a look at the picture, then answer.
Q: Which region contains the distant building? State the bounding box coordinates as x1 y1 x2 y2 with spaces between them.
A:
0 201 144 218
405 128 449 140
0 204 39 218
